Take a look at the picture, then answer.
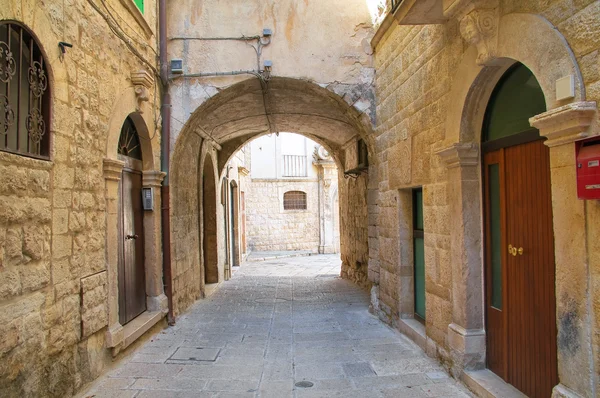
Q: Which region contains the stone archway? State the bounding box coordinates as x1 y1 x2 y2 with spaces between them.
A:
169 76 376 315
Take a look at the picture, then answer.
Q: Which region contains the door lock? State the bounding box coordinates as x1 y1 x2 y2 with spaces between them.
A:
126 234 139 240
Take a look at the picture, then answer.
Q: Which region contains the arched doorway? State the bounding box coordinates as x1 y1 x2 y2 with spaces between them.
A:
203 155 218 284
229 180 240 268
117 117 146 325
482 63 558 397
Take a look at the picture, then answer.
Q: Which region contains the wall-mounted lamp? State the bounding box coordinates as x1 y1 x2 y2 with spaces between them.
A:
58 42 73 54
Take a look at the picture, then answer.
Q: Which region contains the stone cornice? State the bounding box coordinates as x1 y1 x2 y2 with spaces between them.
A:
142 170 167 187
131 70 154 88
436 143 479 168
529 101 597 147
103 158 125 181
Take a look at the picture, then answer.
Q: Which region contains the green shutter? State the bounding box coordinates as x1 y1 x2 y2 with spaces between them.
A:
413 188 426 320
134 0 144 14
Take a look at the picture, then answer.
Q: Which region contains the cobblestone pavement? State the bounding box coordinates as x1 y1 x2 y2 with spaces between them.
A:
81 255 473 398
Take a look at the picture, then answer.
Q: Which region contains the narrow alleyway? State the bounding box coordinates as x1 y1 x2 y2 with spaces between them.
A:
81 256 472 398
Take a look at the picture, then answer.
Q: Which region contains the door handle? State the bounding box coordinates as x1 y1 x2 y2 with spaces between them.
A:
508 244 523 256
126 234 138 240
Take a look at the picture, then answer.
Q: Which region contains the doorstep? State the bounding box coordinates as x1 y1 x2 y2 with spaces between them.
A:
462 369 527 398
121 310 165 351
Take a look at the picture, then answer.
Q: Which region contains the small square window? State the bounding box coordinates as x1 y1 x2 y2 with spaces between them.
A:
283 191 307 210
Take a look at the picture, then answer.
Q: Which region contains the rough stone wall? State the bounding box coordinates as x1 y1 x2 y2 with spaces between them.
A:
0 0 161 396
245 179 320 252
373 0 600 395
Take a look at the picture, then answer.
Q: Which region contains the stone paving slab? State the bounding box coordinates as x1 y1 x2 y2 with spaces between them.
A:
79 255 473 398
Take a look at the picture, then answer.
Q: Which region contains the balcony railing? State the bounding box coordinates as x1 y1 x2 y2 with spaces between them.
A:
282 155 307 177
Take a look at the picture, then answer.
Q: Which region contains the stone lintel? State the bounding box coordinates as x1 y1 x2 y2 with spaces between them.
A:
142 170 167 187
105 322 124 348
529 101 597 147
436 143 479 168
131 70 154 88
103 158 125 181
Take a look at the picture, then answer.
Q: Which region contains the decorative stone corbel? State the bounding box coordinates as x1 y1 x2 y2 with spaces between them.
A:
131 70 154 113
142 170 167 187
103 158 125 181
529 101 597 147
459 8 499 66
436 143 479 168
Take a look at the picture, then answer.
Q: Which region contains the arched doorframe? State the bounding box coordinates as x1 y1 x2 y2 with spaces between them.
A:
199 143 219 287
103 82 167 353
436 12 597 397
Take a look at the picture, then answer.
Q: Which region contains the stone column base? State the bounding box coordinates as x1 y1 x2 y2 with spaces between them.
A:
447 323 486 376
318 244 335 254
147 294 169 313
552 384 584 398
105 322 124 348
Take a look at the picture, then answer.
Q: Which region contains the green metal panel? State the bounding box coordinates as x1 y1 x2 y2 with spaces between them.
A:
134 0 144 14
483 63 546 142
489 164 502 309
413 188 425 320
414 236 426 319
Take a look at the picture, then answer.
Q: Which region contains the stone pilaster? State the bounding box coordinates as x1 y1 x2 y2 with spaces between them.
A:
103 158 125 348
530 102 598 398
436 143 486 373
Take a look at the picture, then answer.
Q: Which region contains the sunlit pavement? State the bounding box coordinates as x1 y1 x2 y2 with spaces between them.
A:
81 255 472 398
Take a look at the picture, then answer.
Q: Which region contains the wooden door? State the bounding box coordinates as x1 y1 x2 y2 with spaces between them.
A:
118 169 146 325
484 139 558 397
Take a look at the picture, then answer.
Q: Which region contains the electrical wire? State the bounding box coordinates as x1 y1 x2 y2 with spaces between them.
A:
99 0 157 56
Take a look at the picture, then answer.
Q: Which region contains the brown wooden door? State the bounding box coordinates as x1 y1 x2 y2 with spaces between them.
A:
484 139 558 397
118 169 146 325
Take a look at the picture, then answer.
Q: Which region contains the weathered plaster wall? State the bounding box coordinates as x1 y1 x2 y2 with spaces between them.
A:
373 1 600 396
0 0 162 396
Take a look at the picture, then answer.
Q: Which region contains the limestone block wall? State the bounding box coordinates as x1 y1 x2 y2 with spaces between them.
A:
373 0 600 396
0 0 162 396
246 179 320 252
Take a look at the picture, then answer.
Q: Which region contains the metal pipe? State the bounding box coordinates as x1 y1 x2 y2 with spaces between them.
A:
159 0 174 325
169 35 261 41
169 70 264 81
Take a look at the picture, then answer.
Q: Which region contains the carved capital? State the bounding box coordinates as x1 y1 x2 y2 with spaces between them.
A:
142 170 166 187
436 143 479 168
459 8 499 66
103 158 125 181
529 101 597 147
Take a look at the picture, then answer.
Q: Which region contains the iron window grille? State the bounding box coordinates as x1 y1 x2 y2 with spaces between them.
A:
283 191 307 210
282 155 307 177
0 22 51 159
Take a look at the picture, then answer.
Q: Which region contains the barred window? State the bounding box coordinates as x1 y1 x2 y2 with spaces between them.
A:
283 191 307 210
0 22 51 159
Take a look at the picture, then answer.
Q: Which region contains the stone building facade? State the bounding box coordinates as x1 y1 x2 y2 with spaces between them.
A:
369 1 600 397
0 0 167 396
245 133 340 254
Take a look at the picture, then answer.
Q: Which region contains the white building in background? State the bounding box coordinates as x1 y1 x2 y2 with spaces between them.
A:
245 133 340 254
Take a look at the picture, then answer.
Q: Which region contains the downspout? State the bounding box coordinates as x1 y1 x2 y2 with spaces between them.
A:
159 0 175 325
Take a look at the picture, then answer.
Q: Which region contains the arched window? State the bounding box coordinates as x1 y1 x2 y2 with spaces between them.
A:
117 117 142 160
283 191 307 210
0 22 51 158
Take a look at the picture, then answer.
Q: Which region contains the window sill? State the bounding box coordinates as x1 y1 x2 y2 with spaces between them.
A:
119 0 154 39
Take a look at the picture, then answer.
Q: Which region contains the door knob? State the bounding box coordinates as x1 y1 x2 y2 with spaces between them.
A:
126 234 138 240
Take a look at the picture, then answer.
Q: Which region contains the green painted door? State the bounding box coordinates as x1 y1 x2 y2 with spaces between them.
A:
413 188 425 320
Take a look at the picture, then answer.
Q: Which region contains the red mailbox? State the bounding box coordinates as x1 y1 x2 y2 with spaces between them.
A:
576 138 600 200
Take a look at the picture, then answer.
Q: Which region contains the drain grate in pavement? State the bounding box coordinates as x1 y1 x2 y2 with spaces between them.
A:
295 381 314 388
169 347 220 362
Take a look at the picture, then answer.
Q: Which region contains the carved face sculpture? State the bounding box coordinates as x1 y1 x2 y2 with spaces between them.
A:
460 15 480 45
